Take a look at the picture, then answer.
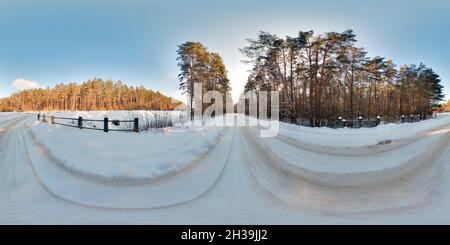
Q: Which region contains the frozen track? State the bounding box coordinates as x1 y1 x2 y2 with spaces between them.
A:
24 125 233 209
1 114 450 224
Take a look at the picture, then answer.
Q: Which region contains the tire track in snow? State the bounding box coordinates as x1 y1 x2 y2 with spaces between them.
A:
266 131 449 187
1 116 105 224
10 119 125 223
0 117 32 224
22 125 237 210
26 125 228 185
269 120 450 156
3 113 450 223
240 125 450 215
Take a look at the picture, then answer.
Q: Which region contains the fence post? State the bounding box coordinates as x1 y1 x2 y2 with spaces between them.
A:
43 114 46 123
78 117 83 129
104 118 109 132
401 115 405 123
51 115 55 124
338 116 342 128
358 116 362 128
37 113 40 121
376 115 381 126
410 114 413 123
134 118 139 132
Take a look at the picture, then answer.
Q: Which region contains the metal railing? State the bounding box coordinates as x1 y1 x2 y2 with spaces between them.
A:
296 114 433 128
37 113 139 132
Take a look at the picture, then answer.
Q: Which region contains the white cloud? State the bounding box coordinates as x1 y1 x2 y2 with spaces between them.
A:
11 78 42 90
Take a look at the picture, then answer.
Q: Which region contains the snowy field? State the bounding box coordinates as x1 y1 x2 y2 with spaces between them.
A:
1 111 450 224
30 111 223 184
277 114 450 147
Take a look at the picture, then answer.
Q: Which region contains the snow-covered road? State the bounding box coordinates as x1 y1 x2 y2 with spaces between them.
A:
1 113 450 224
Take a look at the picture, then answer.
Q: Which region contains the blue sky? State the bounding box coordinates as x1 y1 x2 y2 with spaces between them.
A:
0 0 449 102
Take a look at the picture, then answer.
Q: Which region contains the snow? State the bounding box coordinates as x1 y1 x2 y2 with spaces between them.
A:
41 110 189 131
24 126 233 208
244 113 450 187
29 111 225 183
0 112 25 122
249 125 450 186
276 113 450 147
1 112 450 224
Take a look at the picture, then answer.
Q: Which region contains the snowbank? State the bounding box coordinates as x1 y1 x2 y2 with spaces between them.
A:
247 113 450 187
3 112 450 220
276 113 450 147
28 114 225 184
23 124 234 209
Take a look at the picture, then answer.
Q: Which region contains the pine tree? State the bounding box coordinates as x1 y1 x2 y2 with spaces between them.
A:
241 29 446 124
177 41 231 118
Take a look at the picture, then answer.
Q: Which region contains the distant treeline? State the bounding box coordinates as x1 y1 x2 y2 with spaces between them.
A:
0 78 182 112
241 30 445 125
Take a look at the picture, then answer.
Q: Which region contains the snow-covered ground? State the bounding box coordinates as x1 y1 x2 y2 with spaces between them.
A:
276 113 450 147
248 113 450 187
30 117 224 184
1 112 450 224
41 110 189 131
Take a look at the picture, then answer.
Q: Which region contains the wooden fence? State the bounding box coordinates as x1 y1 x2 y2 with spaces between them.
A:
37 113 139 132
